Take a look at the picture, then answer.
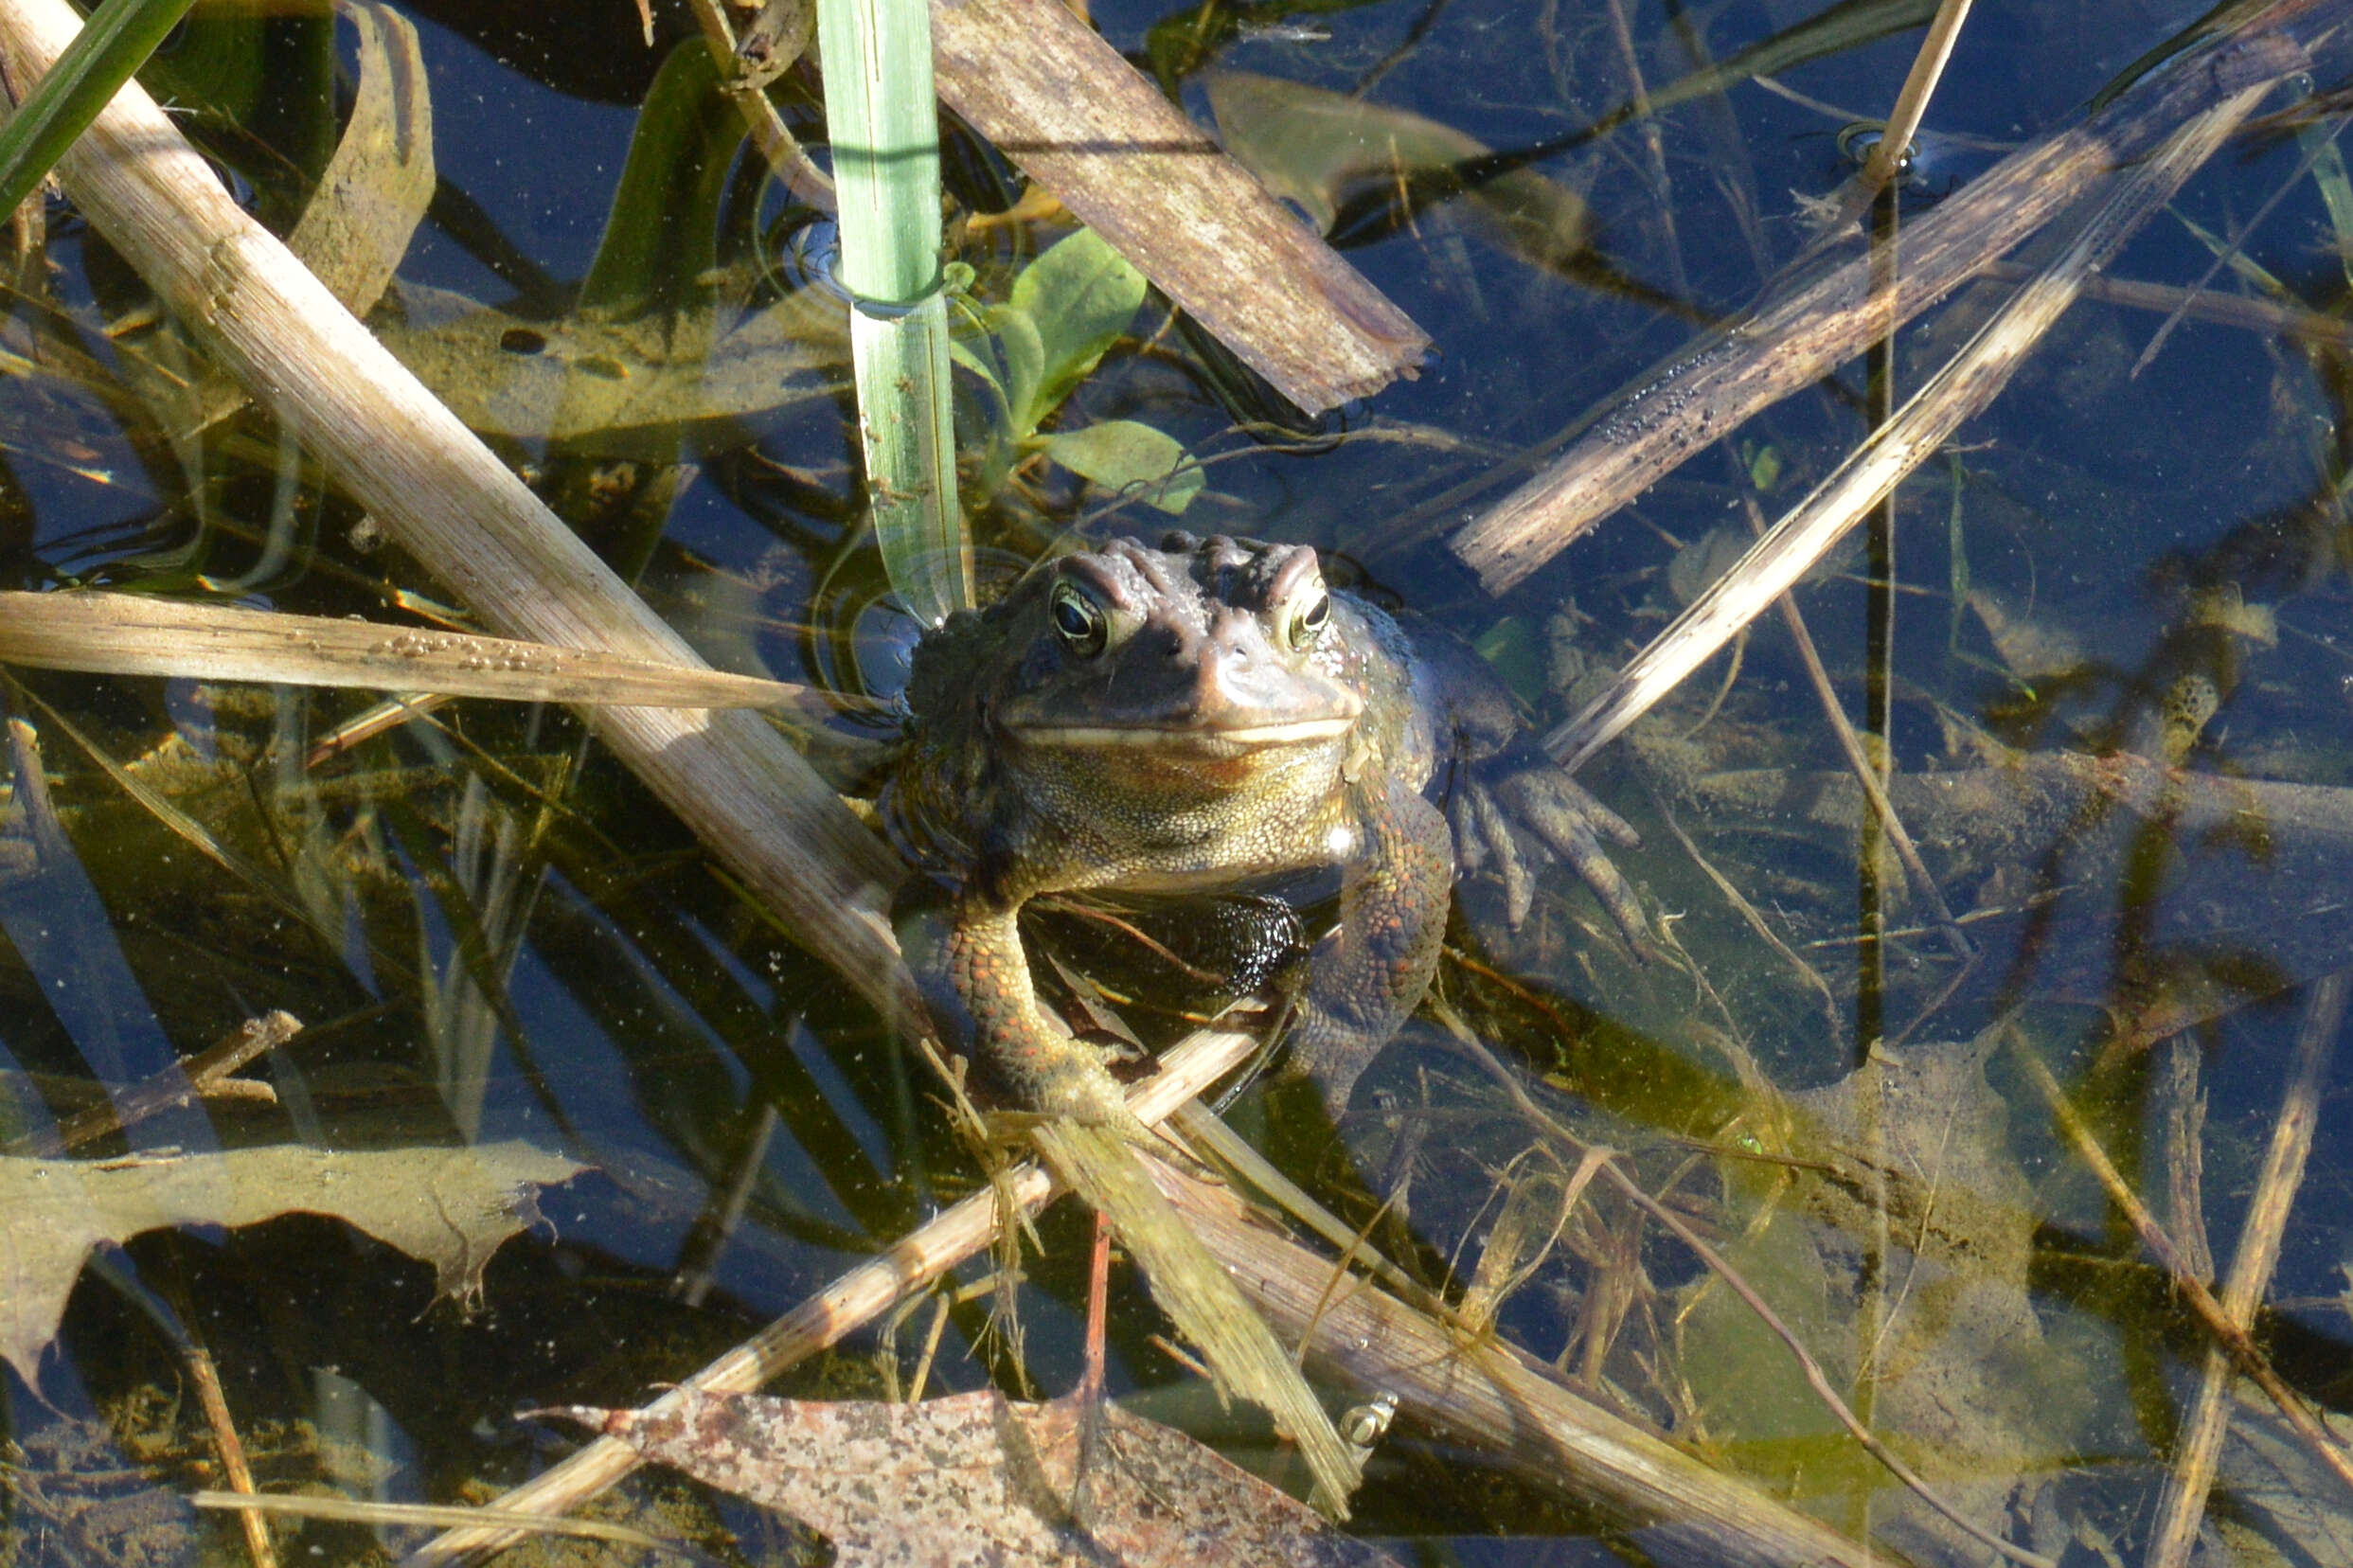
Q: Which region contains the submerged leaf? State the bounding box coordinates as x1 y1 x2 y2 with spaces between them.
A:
1206 71 1590 277
0 1141 584 1383
284 0 434 316
1036 420 1201 514
545 1385 1402 1568
372 280 847 453
578 40 741 320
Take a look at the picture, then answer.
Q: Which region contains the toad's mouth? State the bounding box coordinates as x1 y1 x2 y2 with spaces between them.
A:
1010 713 1358 749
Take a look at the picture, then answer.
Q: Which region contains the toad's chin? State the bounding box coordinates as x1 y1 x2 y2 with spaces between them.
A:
1010 714 1357 753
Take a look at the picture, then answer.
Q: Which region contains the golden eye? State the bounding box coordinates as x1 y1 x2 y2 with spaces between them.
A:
1286 584 1330 650
1049 581 1108 656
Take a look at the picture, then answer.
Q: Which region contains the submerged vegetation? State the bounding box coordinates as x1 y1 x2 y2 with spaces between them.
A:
1 0 2352 1564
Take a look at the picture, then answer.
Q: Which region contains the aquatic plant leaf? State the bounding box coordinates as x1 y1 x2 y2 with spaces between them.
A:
966 303 1045 444
1205 71 1589 278
1036 420 1201 514
544 1385 1402 1567
372 280 847 453
1009 228 1148 432
579 41 740 320
284 0 434 316
0 1141 584 1383
1686 1036 2097 1558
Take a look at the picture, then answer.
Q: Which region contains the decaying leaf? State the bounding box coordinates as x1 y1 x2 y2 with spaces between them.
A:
1205 71 1590 278
1685 1037 2086 1563
285 0 436 316
544 1386 1403 1568
372 280 847 454
0 1142 584 1383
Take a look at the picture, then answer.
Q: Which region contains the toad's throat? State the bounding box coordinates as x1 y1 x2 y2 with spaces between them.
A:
1011 714 1358 749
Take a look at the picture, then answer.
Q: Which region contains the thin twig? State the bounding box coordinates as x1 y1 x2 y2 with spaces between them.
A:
2008 1026 2353 1502
185 1345 277 1568
686 0 835 207
2144 973 2346 1568
5 1009 303 1157
1749 494 1971 961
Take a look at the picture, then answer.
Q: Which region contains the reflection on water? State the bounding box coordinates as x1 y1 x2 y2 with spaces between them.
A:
3 0 2352 1562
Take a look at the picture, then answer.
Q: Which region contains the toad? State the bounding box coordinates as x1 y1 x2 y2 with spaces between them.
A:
884 531 1647 1126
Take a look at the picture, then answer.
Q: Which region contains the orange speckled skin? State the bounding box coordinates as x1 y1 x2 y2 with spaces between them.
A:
884 532 1633 1124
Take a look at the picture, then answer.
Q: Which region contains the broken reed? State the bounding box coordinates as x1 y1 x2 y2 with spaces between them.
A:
814 0 972 625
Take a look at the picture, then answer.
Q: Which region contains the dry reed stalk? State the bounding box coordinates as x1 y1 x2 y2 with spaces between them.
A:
2144 974 2349 1568
1449 3 2324 592
0 592 821 710
1853 0 1977 198
0 0 917 1029
2010 1030 2353 1500
1154 1153 1888 1568
184 1342 278 1568
1541 75 2279 773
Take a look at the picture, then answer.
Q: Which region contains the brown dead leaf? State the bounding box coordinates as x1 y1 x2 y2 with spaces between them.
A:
0 1142 584 1384
544 1387 1403 1568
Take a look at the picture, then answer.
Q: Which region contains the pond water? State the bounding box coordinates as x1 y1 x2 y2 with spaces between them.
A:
5 0 2353 1563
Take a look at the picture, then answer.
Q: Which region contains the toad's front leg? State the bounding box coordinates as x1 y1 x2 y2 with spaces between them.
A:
1283 778 1454 1120
896 882 1136 1127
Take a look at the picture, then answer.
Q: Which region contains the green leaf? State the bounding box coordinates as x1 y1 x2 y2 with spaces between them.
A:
947 336 1007 407
0 0 202 218
1037 420 1201 515
579 41 742 319
1009 228 1146 431
985 305 1045 443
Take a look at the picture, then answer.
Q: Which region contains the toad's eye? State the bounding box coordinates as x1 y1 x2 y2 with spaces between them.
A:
1285 585 1330 650
1049 581 1108 655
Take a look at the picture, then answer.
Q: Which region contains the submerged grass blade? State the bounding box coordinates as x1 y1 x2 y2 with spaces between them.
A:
815 0 970 623
0 0 197 215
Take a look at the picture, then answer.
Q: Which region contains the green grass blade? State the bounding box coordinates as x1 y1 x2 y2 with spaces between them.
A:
816 0 970 624
0 0 201 217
